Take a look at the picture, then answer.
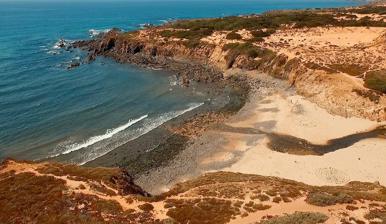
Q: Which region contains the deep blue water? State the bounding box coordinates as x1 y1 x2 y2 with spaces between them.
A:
0 0 360 164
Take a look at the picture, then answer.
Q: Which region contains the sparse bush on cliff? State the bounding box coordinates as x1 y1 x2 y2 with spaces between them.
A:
345 5 386 15
223 42 274 68
258 212 329 224
306 192 353 206
170 11 340 32
364 208 386 223
250 29 276 41
339 16 386 27
160 28 213 40
165 8 386 43
226 31 242 40
223 42 273 58
262 10 337 28
365 69 386 93
159 28 213 48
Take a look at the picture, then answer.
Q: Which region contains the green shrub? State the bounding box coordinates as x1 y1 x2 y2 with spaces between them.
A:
169 10 341 32
364 209 386 222
346 6 386 15
250 29 276 41
138 203 154 212
226 31 242 40
258 212 329 224
306 192 353 206
223 42 275 68
365 70 386 93
159 28 213 40
223 42 272 57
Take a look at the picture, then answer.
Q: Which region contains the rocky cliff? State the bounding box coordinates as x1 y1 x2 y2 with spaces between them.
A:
74 4 386 121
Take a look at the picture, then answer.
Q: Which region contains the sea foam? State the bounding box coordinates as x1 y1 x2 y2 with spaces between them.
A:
73 102 204 165
89 29 111 37
50 114 148 157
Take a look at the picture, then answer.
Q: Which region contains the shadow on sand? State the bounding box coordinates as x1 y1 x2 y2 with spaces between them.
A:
217 124 386 155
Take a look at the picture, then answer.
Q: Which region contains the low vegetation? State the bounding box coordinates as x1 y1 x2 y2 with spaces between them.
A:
159 28 213 48
161 8 386 43
226 31 243 40
0 172 118 223
2 161 386 224
250 29 276 42
169 11 339 32
159 28 213 40
258 212 329 224
344 5 386 15
364 207 386 223
306 192 353 206
222 42 275 68
364 69 386 93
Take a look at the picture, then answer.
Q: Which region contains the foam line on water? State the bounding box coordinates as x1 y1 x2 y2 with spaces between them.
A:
77 102 204 165
50 114 148 157
89 29 112 37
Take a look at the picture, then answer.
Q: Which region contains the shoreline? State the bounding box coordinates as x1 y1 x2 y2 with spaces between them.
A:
69 2 386 193
76 71 251 176
134 71 385 194
2 2 386 223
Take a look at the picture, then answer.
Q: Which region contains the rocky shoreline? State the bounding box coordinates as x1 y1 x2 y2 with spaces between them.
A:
69 4 386 191
73 3 386 121
2 3 386 223
71 31 253 178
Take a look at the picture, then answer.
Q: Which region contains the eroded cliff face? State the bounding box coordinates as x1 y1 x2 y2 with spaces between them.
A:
1 160 386 224
74 6 386 121
74 29 224 87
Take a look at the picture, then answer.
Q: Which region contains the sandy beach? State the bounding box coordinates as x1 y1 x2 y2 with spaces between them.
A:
205 71 386 187
221 92 386 186
135 72 386 194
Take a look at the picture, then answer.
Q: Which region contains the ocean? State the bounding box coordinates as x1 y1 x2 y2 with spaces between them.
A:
0 0 360 164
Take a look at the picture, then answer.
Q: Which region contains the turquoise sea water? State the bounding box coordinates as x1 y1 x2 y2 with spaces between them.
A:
0 0 359 164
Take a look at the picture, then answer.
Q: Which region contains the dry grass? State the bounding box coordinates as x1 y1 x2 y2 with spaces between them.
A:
257 212 329 224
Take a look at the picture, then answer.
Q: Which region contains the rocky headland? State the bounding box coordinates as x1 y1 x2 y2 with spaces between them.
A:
74 3 386 121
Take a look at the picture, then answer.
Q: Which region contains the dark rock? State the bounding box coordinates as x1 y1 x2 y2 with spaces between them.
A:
67 61 80 69
110 170 151 197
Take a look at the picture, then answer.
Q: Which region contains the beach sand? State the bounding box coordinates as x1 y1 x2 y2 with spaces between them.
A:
216 90 386 186
134 73 386 194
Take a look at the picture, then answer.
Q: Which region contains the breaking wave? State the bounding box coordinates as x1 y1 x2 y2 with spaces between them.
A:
89 28 111 37
50 115 148 157
66 102 204 165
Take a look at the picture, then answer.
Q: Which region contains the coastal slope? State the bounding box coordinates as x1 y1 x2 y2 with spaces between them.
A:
75 3 386 121
1 159 386 224
2 3 386 224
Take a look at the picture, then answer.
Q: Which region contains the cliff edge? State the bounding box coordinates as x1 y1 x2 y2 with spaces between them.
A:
75 4 386 121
